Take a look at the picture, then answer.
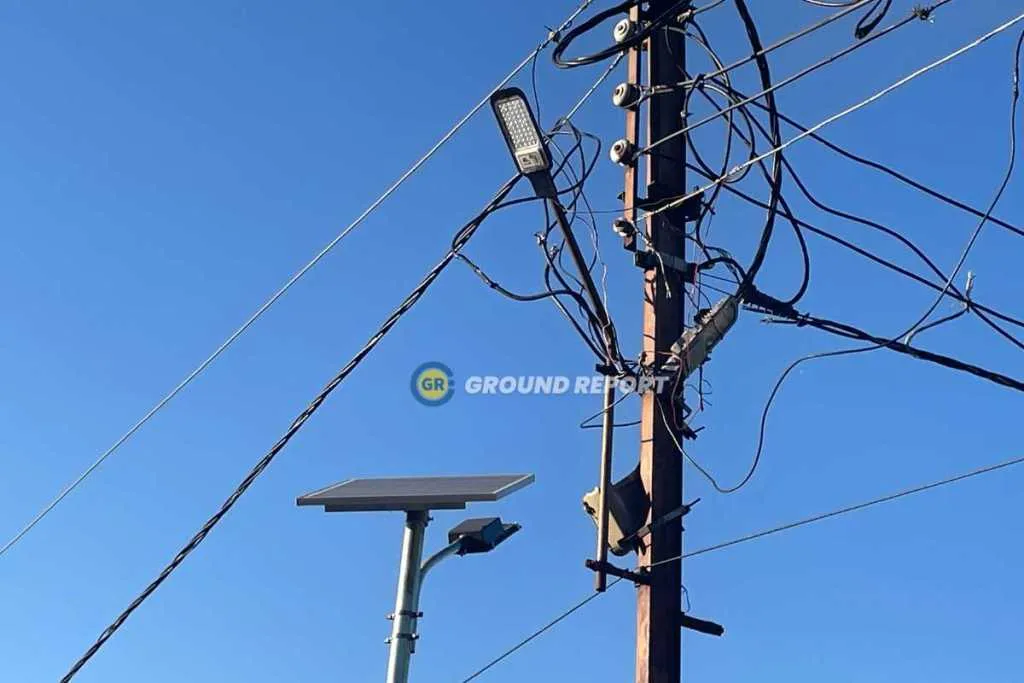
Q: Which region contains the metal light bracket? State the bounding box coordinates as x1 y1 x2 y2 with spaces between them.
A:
634 250 697 281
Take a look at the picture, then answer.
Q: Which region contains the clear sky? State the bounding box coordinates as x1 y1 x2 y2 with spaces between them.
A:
1 1 1021 681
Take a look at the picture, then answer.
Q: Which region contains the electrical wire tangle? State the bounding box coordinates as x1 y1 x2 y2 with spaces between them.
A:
553 0 1024 498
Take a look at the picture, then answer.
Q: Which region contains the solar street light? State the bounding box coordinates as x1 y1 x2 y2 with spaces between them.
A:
297 474 533 683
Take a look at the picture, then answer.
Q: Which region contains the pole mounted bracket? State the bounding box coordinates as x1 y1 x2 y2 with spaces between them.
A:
585 559 651 586
634 250 697 281
618 498 700 551
680 613 725 637
386 610 423 620
639 183 704 226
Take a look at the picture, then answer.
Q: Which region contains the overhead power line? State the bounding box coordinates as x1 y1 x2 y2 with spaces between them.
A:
646 9 1024 220
640 0 949 155
672 0 877 86
459 577 625 682
699 175 1024 331
460 453 1024 681
735 88 1024 240
59 61 623 682
0 0 598 563
59 178 530 683
654 453 1024 567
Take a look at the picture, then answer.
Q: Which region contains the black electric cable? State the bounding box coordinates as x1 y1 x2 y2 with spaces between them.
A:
855 0 893 39
876 27 1024 346
684 29 1024 492
458 124 615 364
767 311 1024 391
730 0 784 294
644 0 877 98
644 2 948 153
905 274 973 344
687 165 1024 332
735 87 1024 240
639 12 1024 227
60 176 539 682
552 0 693 69
804 0 862 6
701 73 1021 348
685 70 810 305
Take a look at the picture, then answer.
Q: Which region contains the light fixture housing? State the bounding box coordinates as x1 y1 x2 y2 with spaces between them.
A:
447 517 521 555
490 87 556 197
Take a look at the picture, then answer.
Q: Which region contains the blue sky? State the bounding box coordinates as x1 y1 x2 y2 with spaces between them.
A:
0 1 1021 681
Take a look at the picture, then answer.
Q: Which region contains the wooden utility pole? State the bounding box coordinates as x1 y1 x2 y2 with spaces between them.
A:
636 2 689 682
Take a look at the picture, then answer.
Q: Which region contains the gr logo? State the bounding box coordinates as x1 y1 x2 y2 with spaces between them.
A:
410 362 455 406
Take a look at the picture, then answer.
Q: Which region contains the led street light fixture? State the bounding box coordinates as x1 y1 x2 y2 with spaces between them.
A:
447 517 521 555
490 87 557 198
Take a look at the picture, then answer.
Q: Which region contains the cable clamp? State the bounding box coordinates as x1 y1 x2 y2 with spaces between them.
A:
386 610 423 620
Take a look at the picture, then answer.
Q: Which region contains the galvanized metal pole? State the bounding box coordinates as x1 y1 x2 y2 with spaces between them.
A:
385 511 428 683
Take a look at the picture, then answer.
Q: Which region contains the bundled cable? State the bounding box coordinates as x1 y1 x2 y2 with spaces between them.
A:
553 0 692 68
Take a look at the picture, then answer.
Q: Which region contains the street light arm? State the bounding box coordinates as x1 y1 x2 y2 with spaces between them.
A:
420 540 463 582
415 540 464 610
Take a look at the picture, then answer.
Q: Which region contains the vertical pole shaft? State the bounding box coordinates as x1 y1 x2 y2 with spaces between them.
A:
637 2 688 683
547 200 619 594
547 198 620 594
593 378 616 591
598 0 645 595
385 511 429 683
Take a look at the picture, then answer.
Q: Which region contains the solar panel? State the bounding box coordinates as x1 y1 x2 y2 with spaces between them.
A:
296 474 535 512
